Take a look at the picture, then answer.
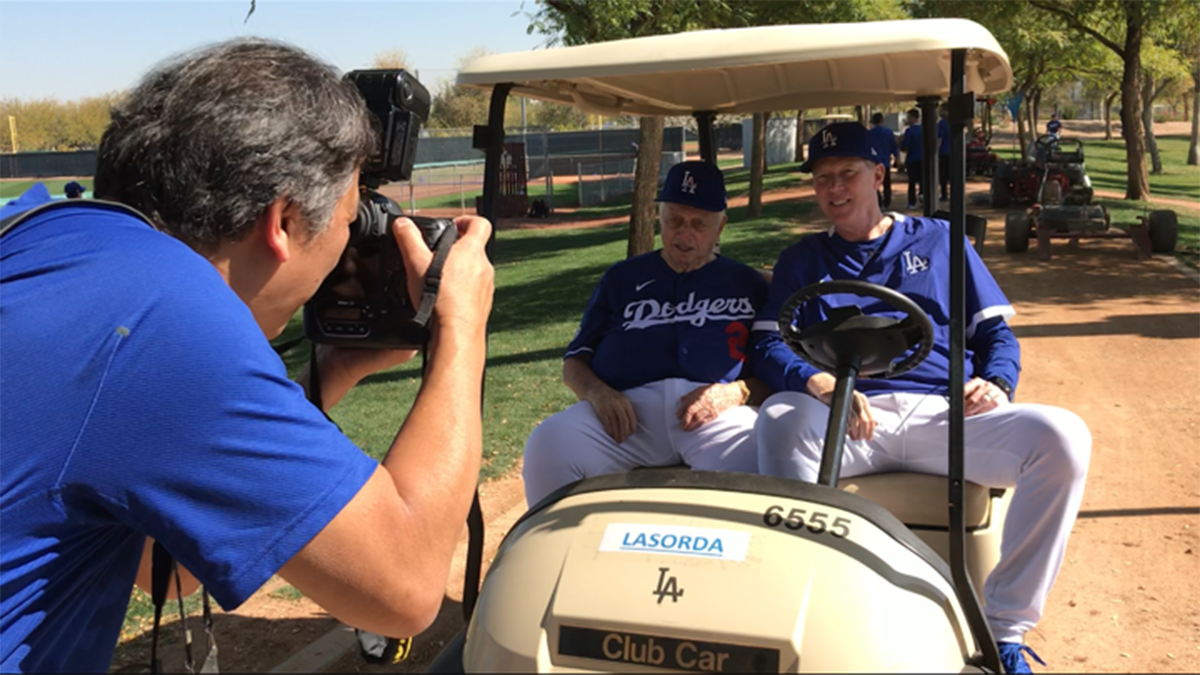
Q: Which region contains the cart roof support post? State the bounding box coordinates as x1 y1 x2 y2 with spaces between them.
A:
918 96 940 217
476 83 514 260
463 81 514 624
694 111 717 164
947 48 1001 673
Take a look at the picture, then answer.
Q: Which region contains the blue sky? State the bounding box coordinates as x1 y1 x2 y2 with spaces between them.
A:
0 0 548 100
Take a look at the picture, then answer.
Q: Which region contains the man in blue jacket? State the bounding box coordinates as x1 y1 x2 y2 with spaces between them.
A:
899 107 924 210
937 104 952 202
868 113 900 210
751 122 1091 674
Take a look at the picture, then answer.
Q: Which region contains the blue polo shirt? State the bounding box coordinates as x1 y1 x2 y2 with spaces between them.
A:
938 118 951 156
901 124 924 162
868 126 899 166
0 189 378 673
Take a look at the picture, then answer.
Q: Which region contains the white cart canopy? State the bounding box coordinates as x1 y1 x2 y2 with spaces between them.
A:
457 18 1012 115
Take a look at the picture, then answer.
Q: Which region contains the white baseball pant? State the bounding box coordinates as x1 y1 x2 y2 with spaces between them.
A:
523 378 759 507
756 390 1091 643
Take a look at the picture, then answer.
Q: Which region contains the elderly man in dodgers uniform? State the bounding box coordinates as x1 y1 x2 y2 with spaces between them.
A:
751 122 1091 673
522 161 769 507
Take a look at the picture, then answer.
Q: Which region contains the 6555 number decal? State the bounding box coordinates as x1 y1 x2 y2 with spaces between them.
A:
762 505 851 538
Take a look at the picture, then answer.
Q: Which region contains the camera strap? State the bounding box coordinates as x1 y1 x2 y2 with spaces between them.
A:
409 225 458 329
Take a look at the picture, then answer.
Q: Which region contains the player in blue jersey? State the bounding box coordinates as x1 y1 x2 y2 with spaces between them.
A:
522 161 769 507
899 107 924 210
0 40 493 673
868 113 900 210
751 122 1091 674
1046 111 1063 139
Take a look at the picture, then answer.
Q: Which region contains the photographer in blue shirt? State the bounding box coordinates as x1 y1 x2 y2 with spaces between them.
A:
1 39 494 673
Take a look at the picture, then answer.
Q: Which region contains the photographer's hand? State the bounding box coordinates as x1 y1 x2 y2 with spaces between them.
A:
279 215 494 637
393 216 494 336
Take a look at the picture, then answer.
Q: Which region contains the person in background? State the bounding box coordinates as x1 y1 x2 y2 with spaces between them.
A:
868 113 900 210
899 107 924 211
64 181 87 199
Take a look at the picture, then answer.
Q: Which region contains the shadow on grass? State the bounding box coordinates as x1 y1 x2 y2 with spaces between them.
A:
489 262 613 334
492 224 628 267
361 346 567 385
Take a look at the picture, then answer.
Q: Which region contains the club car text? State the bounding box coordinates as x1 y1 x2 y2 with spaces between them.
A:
558 625 780 673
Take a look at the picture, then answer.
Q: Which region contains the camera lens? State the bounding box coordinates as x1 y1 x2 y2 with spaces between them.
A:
397 76 414 107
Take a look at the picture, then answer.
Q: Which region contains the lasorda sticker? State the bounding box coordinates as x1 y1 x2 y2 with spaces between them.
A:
599 523 751 562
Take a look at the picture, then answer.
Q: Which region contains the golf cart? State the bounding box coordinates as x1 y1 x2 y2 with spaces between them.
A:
998 136 1179 260
437 19 1014 672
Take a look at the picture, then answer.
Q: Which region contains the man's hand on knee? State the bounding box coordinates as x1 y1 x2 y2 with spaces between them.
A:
806 372 877 441
584 387 638 444
676 382 746 432
964 377 1008 417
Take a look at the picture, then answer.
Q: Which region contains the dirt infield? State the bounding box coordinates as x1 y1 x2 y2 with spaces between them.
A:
111 179 1200 675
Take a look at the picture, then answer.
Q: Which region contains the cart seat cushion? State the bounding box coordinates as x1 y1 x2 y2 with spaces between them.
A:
838 472 994 529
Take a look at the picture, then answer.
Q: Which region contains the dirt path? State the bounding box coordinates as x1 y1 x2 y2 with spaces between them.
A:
111 179 1199 674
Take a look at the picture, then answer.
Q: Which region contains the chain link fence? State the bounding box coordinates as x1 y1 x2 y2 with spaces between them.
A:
575 151 686 207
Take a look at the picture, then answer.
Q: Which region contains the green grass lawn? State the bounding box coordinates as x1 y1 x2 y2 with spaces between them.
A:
274 164 813 479
1083 135 1199 202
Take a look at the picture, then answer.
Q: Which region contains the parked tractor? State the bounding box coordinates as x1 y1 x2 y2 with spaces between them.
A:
999 135 1179 259
990 135 1091 208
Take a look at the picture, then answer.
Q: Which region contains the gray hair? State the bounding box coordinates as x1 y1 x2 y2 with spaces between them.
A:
95 38 376 251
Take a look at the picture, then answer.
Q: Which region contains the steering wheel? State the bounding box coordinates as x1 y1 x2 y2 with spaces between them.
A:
1035 134 1060 161
777 280 935 378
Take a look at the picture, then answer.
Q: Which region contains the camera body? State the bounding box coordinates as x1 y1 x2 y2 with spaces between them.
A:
304 69 452 349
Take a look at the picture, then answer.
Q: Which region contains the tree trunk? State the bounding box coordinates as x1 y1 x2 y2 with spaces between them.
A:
628 116 663 258
1120 7 1150 200
1142 76 1163 175
1189 72 1199 165
794 109 806 162
762 111 772 172
1104 90 1119 141
1031 88 1042 133
1022 94 1037 160
750 112 766 218
1016 96 1029 161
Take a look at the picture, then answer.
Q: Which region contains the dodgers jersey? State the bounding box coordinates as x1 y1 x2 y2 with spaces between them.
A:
567 251 769 391
752 214 1021 397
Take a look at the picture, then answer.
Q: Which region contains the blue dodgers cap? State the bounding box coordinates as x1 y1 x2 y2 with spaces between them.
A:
798 122 879 173
655 161 727 212
64 181 87 197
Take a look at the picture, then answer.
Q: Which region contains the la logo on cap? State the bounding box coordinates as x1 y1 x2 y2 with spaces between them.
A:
680 170 698 194
822 129 838 148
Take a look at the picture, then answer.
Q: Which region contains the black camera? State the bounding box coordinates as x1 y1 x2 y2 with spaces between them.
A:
304 69 455 349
